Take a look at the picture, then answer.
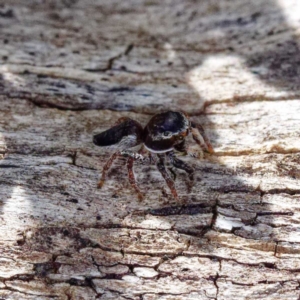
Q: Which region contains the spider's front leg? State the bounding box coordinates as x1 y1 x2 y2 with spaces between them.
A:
167 150 195 194
167 151 194 181
156 154 179 201
190 121 214 154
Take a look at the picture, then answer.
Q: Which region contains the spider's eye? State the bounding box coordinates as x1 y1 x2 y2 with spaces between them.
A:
179 135 184 140
163 131 170 137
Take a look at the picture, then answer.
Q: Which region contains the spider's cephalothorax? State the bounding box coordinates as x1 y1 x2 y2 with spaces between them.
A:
143 111 190 153
93 111 214 201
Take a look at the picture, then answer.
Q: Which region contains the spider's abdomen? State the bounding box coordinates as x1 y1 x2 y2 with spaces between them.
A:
93 118 143 148
143 111 189 153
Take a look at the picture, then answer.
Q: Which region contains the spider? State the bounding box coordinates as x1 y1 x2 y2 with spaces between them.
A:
93 111 214 201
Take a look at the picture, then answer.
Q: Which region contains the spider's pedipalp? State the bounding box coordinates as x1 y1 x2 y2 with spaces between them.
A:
173 140 187 154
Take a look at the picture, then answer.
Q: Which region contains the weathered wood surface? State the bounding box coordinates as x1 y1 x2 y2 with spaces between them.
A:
1 0 300 299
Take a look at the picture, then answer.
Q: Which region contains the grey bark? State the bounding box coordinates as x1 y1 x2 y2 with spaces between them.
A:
0 0 300 299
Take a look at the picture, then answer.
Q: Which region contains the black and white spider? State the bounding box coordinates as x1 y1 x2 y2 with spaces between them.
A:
93 111 213 200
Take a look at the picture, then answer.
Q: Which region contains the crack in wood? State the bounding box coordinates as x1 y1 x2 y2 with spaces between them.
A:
203 94 300 112
83 44 134 73
1 1 300 298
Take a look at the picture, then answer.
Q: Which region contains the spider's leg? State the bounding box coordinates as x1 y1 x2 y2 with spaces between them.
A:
190 121 214 154
127 156 143 201
98 149 146 200
168 167 177 181
156 154 178 200
98 151 120 188
167 151 194 181
174 140 187 156
94 118 144 190
121 149 148 200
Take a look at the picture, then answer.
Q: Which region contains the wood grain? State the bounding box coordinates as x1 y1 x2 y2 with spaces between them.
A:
0 0 300 299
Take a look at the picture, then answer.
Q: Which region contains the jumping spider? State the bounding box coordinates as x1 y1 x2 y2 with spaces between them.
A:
93 111 213 200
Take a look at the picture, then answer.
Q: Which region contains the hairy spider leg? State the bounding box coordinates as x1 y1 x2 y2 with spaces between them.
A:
167 151 194 181
98 151 119 188
98 149 146 200
168 167 177 181
169 142 187 180
122 148 147 200
127 157 143 201
190 121 214 154
156 154 178 200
